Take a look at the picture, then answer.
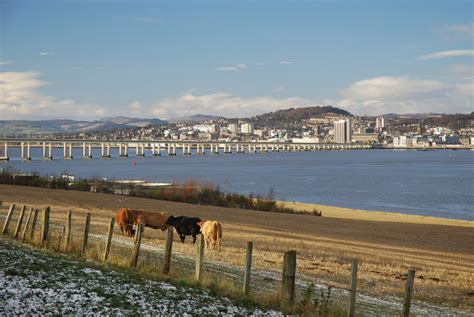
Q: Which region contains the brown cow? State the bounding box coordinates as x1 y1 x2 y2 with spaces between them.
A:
197 220 222 251
115 208 171 237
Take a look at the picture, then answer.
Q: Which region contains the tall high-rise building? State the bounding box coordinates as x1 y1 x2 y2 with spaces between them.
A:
375 117 385 133
209 123 220 135
241 123 254 134
334 118 352 143
345 118 352 143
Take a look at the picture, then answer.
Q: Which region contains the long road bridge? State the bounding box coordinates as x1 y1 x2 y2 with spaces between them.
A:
0 138 372 161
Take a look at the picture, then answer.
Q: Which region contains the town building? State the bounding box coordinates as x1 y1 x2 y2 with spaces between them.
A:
375 117 385 133
241 123 254 134
334 118 352 143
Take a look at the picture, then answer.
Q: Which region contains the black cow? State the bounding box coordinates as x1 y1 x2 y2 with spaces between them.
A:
165 216 202 244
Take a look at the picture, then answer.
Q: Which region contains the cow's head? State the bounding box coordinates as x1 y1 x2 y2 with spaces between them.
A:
165 215 175 226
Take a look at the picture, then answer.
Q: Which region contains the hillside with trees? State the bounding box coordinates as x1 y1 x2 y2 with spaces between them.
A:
247 106 352 128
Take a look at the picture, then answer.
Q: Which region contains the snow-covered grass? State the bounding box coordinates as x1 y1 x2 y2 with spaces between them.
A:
0 238 280 315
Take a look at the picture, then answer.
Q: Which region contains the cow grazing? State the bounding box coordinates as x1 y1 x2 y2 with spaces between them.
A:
197 220 222 251
165 216 202 244
115 208 171 237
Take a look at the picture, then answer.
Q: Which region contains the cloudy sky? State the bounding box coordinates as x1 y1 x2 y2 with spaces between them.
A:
0 0 472 120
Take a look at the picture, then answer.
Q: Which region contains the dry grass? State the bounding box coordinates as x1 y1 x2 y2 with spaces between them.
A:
0 186 473 311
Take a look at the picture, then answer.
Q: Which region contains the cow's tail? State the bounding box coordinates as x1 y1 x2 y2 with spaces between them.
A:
216 221 222 251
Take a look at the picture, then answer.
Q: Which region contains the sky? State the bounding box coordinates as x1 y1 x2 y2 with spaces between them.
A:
0 0 473 120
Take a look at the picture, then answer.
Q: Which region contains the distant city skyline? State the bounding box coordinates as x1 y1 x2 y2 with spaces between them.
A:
0 0 472 120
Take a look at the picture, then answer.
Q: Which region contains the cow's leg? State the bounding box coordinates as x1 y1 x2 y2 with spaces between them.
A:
180 234 185 243
192 234 197 244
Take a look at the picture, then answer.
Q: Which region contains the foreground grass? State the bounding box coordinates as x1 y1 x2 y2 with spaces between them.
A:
0 234 350 316
0 237 278 316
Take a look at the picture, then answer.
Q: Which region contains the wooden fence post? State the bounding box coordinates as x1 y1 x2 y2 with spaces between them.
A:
1 204 15 235
103 217 115 261
402 268 416 317
348 259 358 317
243 241 253 295
130 224 144 267
40 206 50 247
64 210 72 251
58 226 65 250
162 226 174 274
81 212 91 256
21 207 33 242
281 250 297 306
13 205 27 239
30 209 39 240
195 234 205 282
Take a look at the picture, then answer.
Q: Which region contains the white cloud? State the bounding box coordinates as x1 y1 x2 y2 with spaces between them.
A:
128 101 144 115
447 64 474 80
213 64 247 72
444 23 474 38
336 76 472 115
417 49 474 60
0 71 106 120
152 92 313 119
0 60 14 66
275 85 285 92
39 52 49 56
340 76 444 100
280 60 293 64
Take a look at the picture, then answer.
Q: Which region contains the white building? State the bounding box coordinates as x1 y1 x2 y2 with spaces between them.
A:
393 136 413 147
241 123 254 134
228 123 238 133
334 118 352 143
375 117 385 132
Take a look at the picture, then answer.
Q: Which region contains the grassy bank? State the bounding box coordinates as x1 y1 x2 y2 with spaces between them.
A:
0 169 321 216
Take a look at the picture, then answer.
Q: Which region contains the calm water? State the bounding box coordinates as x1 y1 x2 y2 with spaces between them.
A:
2 148 473 220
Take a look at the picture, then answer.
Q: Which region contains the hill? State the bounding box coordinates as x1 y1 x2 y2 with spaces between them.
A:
0 117 168 136
248 106 351 127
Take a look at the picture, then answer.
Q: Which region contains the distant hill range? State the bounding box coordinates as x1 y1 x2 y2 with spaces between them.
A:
0 116 167 136
167 114 225 123
247 106 352 127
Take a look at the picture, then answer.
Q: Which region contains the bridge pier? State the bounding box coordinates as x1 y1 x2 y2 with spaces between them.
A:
210 144 218 154
63 142 73 159
152 143 161 156
101 143 110 158
119 143 128 157
167 143 176 156
26 142 31 160
21 142 25 160
0 142 9 161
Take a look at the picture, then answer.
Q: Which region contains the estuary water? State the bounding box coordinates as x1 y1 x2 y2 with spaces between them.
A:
2 148 473 220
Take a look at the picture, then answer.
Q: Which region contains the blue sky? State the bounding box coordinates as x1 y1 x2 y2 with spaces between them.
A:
0 0 473 120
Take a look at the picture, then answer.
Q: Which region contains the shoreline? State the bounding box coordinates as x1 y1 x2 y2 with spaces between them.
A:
279 200 474 228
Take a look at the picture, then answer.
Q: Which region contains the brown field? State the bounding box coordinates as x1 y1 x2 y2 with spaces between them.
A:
1 185 473 311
